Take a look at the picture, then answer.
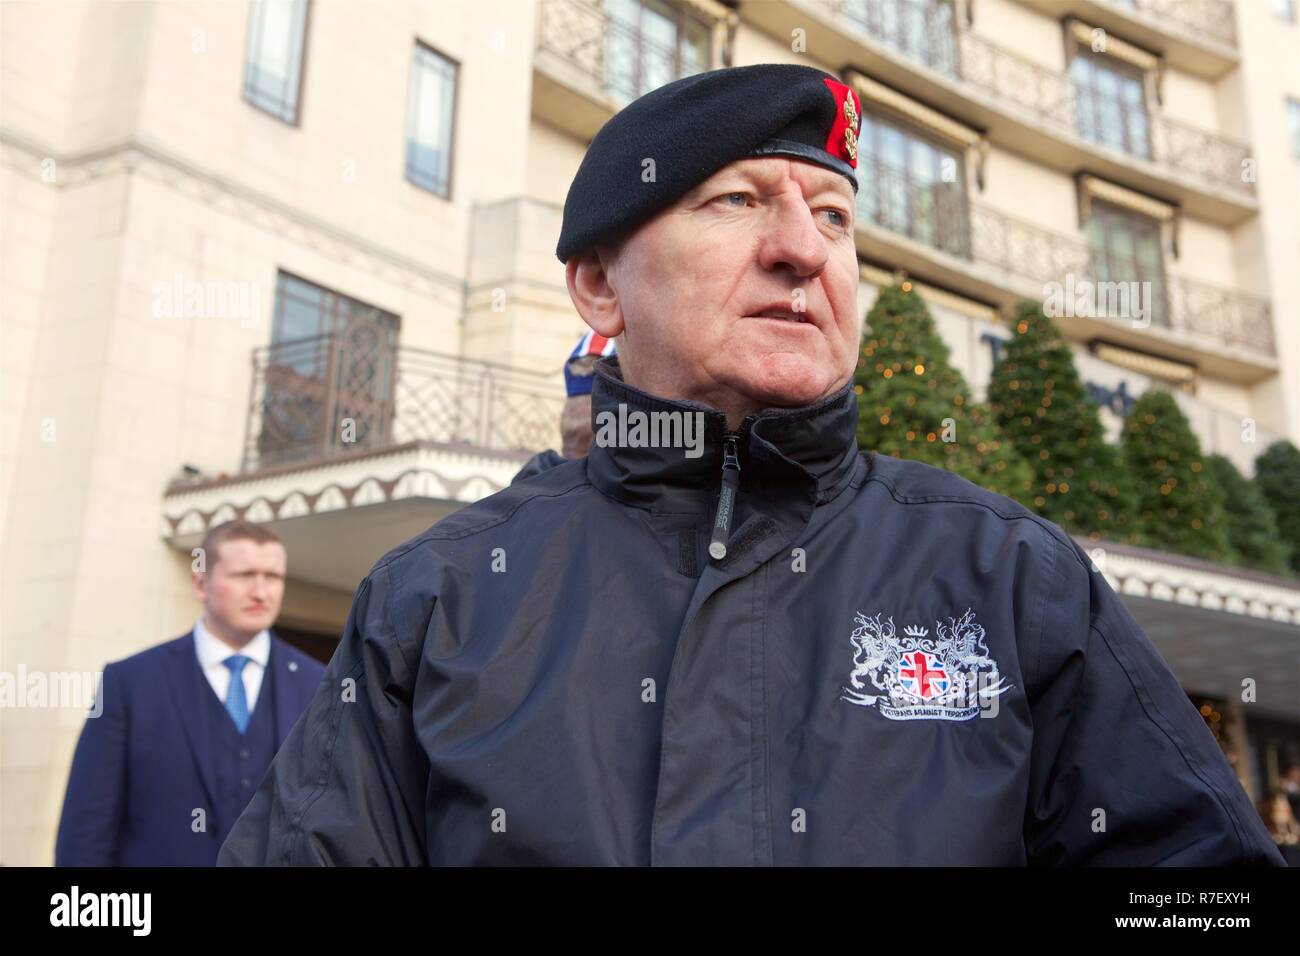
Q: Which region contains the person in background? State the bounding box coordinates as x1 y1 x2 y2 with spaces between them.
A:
511 332 617 484
55 520 325 865
1257 789 1300 866
1282 763 1300 822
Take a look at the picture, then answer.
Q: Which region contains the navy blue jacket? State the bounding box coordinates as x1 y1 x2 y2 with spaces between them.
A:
510 448 567 486
56 631 324 866
219 357 1284 866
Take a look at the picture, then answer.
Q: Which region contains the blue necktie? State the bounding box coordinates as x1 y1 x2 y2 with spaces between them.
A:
223 655 251 734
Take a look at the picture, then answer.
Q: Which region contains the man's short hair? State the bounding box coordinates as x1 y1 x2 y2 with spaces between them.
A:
198 520 282 572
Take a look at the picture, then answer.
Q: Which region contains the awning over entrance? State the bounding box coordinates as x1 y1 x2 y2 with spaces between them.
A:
162 440 532 591
1083 540 1300 720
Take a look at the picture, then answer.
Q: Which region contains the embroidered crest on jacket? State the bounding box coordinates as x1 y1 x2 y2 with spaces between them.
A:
839 608 1012 721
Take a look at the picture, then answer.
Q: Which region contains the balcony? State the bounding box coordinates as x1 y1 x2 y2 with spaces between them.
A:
241 331 564 473
533 0 715 141
1118 0 1237 46
855 158 1275 380
1016 0 1240 78
161 335 566 593
742 0 1257 225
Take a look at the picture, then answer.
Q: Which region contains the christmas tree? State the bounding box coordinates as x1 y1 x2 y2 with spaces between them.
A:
1120 389 1231 561
1252 440 1300 574
855 282 1032 500
987 299 1136 541
1205 454 1290 575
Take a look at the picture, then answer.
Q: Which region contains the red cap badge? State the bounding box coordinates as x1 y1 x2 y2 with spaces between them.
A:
821 77 862 167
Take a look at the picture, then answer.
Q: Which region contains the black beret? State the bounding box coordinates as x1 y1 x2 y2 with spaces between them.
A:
555 64 863 264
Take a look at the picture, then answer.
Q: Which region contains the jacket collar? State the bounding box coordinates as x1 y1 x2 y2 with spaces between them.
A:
585 355 862 517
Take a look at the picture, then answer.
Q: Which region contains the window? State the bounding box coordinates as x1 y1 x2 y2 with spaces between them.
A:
406 42 458 197
1086 201 1168 328
841 0 958 78
243 0 309 123
603 0 712 104
259 273 400 466
1272 0 1295 23
1070 52 1151 159
855 112 969 258
1288 98 1300 161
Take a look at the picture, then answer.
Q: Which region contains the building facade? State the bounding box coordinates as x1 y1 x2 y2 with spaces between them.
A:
2 0 1298 864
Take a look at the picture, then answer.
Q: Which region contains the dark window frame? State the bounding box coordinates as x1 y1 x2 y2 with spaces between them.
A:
840 0 959 78
242 0 312 125
259 271 402 466
1085 199 1169 328
270 270 401 349
404 40 459 199
854 109 971 259
1287 97 1300 162
1069 48 1153 161
602 0 714 103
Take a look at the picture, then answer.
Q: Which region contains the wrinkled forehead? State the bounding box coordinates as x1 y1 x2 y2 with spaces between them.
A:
686 156 856 204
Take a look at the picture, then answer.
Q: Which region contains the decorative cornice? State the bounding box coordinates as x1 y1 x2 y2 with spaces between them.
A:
162 466 510 538
1067 17 1162 73
160 439 537 540
681 0 737 24
164 439 531 497
0 127 464 304
1090 341 1197 384
1079 173 1177 221
844 70 983 148
1076 537 1300 626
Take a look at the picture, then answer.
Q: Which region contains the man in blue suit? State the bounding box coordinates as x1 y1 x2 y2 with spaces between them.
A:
55 520 326 865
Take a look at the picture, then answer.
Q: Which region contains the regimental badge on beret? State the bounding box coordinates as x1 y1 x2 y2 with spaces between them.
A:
844 95 860 161
821 76 861 166
556 64 867 264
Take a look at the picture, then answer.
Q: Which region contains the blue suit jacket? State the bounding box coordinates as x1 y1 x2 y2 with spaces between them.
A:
55 630 326 866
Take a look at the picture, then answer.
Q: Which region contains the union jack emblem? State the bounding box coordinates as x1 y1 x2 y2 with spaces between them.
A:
841 609 1012 720
897 651 949 700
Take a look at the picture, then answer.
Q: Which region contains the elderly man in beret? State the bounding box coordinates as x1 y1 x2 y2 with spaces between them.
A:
220 64 1282 866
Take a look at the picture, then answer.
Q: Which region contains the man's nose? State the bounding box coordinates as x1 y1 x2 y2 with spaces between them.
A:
755 195 830 278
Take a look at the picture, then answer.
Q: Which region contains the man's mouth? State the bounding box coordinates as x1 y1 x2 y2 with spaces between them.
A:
749 308 811 325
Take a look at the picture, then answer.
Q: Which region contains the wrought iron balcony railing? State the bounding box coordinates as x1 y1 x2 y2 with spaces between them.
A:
966 201 1092 282
859 159 1274 356
1113 0 1238 48
837 0 960 77
536 0 711 105
243 331 564 472
856 154 972 258
1164 272 1274 353
814 0 1253 196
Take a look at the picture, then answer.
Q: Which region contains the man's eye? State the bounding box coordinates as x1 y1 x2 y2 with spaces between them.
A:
717 191 749 206
823 208 851 230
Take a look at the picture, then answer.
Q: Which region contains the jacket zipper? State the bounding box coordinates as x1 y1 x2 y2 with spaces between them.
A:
708 428 745 561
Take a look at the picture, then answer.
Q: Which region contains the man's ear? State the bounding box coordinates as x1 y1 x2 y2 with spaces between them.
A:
565 248 624 339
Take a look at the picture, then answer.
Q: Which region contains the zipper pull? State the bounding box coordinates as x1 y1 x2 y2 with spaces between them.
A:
708 432 741 561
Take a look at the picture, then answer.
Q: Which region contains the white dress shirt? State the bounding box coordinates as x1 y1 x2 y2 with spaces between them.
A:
193 615 270 714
